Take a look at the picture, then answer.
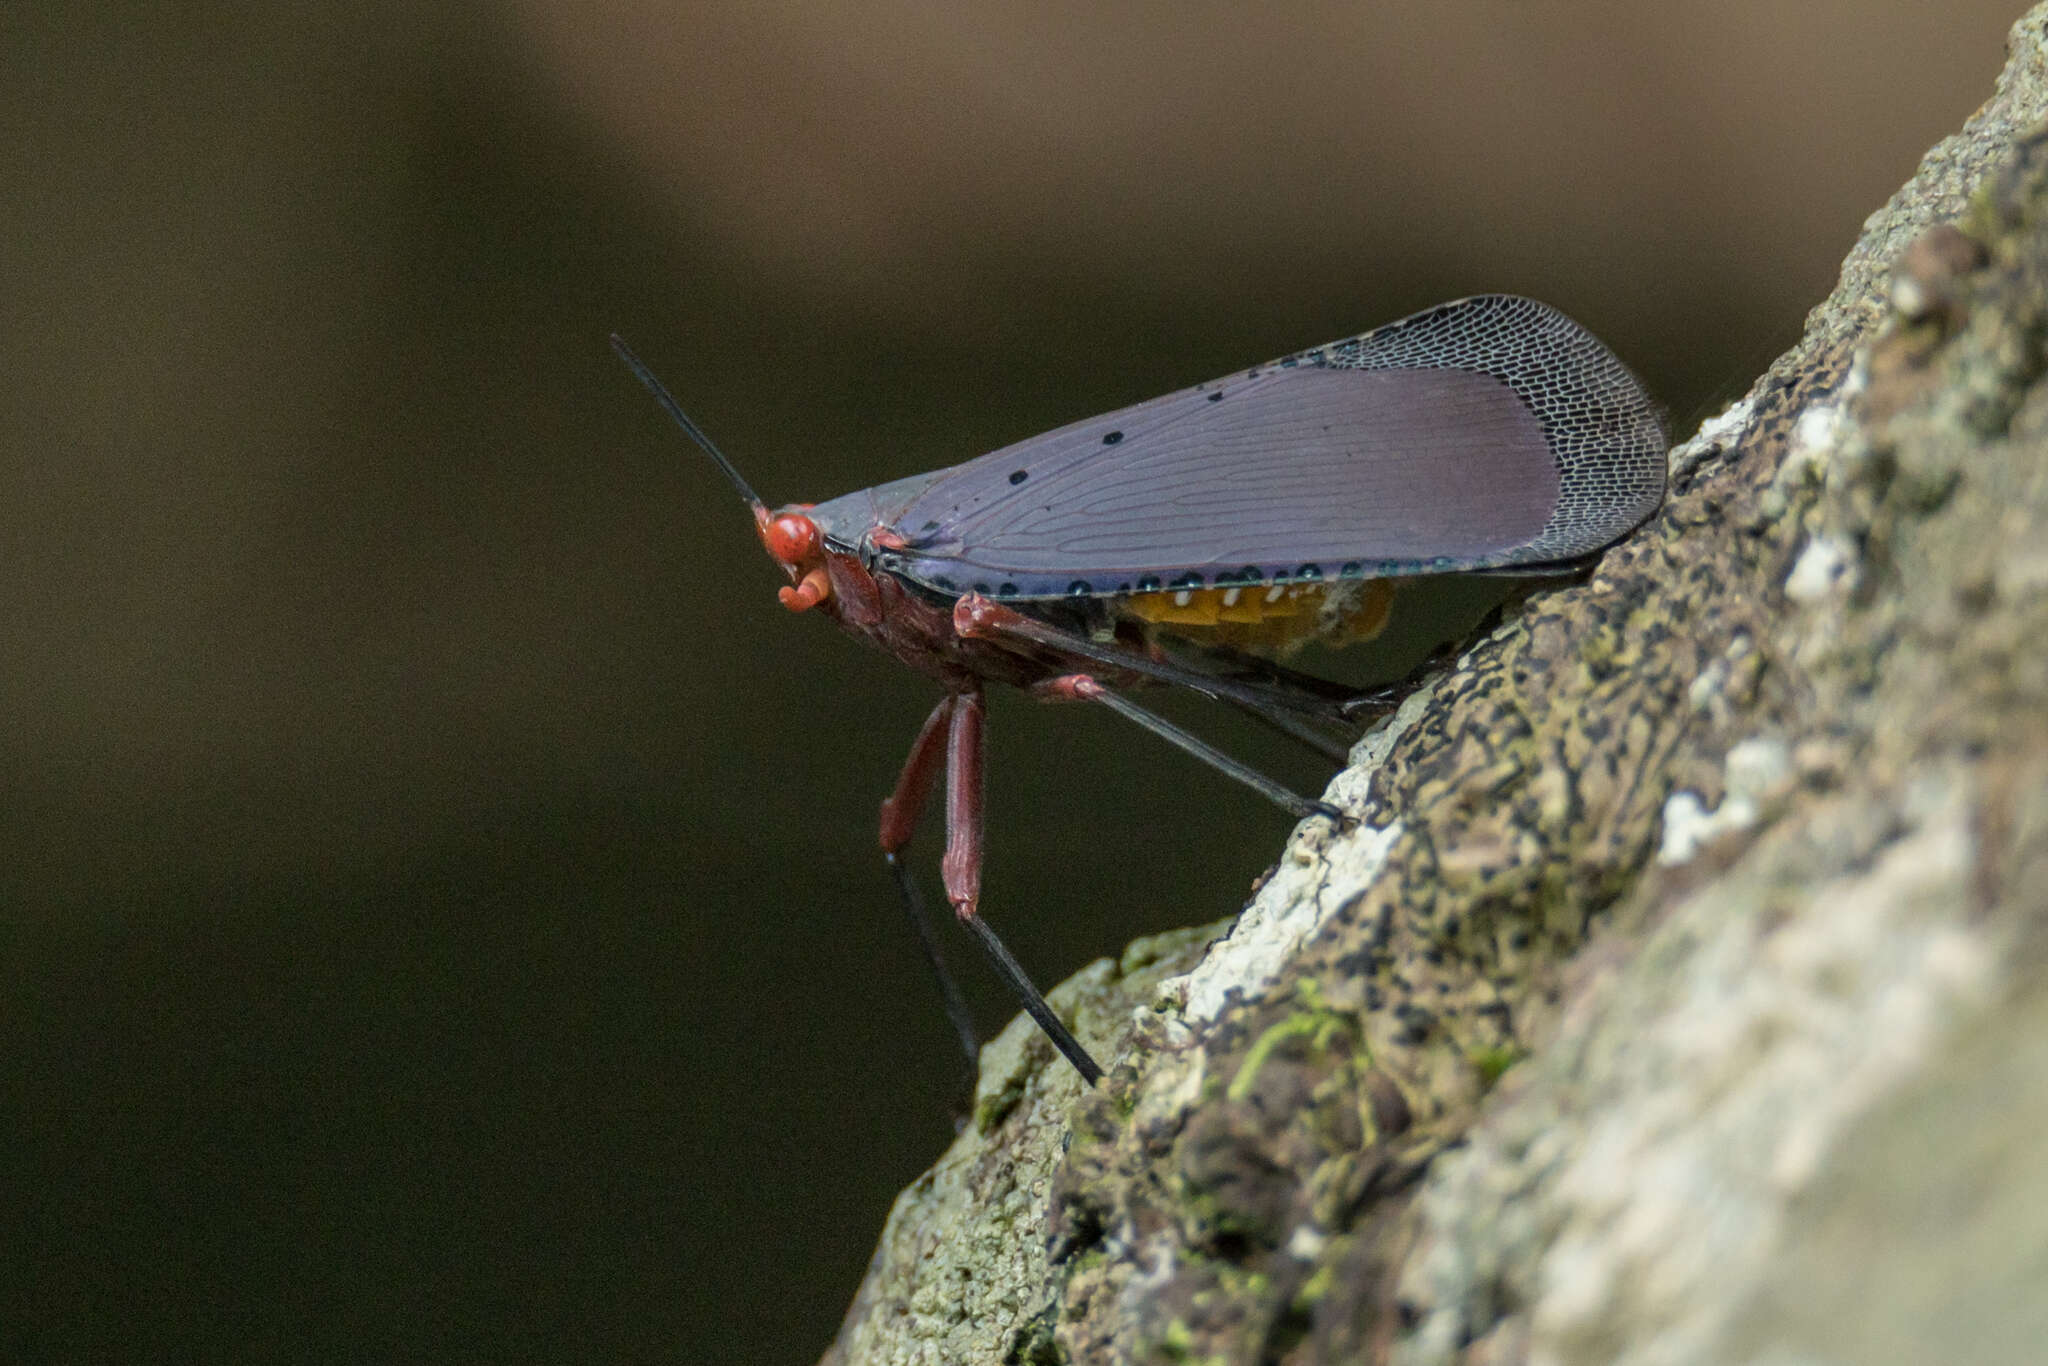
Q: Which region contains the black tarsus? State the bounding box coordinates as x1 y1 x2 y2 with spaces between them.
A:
884 851 983 1075
960 915 1103 1085
1084 683 1343 825
1227 697 1355 764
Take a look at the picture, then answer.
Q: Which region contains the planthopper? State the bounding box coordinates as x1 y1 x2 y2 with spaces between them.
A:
616 294 1667 1084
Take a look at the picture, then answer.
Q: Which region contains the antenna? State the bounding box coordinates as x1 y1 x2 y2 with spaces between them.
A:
610 335 766 512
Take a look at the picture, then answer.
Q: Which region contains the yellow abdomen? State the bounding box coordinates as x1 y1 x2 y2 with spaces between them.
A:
1119 577 1395 655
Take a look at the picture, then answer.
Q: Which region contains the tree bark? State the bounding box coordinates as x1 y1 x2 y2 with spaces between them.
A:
823 8 2048 1362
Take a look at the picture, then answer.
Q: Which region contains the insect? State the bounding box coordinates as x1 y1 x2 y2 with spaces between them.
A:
617 295 1666 1084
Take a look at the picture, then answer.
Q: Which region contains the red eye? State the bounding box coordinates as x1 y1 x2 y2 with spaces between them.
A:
762 512 820 566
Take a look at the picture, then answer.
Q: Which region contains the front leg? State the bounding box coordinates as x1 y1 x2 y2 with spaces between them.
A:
939 685 1103 1085
877 694 980 1071
939 689 985 918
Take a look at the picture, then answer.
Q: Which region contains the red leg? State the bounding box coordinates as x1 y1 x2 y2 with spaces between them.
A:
880 694 956 854
1028 674 1105 703
940 687 986 918
936 684 1103 1083
878 693 979 1070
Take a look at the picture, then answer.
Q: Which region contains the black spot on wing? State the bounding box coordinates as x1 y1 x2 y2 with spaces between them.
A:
923 366 1560 577
888 296 1665 587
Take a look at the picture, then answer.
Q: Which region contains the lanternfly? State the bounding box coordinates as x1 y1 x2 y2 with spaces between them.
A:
617 295 1666 1083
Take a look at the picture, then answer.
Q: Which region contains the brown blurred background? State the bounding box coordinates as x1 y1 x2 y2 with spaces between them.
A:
1 1 2018 1360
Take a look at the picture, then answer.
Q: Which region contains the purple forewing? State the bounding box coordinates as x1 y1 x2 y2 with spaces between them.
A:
888 366 1558 594
796 296 1668 600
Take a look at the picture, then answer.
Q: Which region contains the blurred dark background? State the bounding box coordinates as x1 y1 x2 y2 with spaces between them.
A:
0 1 2018 1360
